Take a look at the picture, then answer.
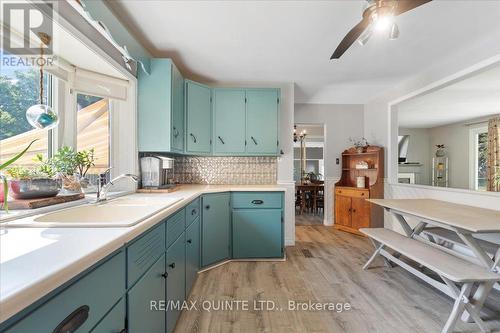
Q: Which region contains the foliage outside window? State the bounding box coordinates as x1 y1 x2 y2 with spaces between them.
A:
0 50 50 167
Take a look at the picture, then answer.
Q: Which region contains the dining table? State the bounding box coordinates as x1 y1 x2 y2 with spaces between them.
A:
295 183 324 215
368 198 500 323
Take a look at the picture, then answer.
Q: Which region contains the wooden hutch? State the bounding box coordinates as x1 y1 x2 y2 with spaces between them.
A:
334 146 384 236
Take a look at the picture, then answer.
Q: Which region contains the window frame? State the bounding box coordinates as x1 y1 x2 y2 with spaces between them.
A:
468 124 488 191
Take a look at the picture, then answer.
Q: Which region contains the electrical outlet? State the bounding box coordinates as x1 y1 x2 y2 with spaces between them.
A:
336 158 340 165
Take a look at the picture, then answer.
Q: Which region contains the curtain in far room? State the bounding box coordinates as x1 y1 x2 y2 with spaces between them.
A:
487 117 500 191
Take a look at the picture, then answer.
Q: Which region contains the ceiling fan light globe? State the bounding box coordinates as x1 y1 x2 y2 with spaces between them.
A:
374 14 393 32
389 22 399 40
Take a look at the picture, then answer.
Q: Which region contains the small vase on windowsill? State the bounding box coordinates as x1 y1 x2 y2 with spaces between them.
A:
59 173 83 195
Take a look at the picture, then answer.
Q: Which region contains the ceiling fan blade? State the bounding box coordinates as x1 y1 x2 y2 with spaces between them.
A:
393 0 432 16
331 18 371 59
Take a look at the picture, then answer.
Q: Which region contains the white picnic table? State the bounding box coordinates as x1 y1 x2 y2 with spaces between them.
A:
366 199 500 333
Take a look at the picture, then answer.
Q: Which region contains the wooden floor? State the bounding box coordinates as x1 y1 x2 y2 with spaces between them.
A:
295 213 324 226
175 226 500 333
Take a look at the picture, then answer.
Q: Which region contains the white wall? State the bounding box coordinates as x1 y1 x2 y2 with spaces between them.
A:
295 103 364 225
363 24 500 238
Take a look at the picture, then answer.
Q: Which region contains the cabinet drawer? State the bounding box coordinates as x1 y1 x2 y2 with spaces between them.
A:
166 209 185 249
186 198 200 227
335 188 369 198
127 223 166 288
232 192 282 209
6 251 125 333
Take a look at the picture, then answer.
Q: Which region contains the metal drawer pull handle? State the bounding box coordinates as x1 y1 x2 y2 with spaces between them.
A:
252 200 264 205
190 133 197 143
218 136 225 144
191 209 197 215
53 305 89 333
187 239 192 244
251 136 258 145
161 272 168 279
169 262 176 269
173 126 179 138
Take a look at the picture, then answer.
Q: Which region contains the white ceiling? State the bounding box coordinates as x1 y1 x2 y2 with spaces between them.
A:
108 0 500 104
398 64 500 128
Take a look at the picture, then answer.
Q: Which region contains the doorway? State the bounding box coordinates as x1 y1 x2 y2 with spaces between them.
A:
293 123 325 225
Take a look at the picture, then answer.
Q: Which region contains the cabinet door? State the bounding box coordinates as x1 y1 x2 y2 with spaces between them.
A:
185 217 200 296
90 298 125 333
351 197 370 230
246 89 279 155
171 64 185 152
138 59 173 152
232 209 282 258
335 195 352 227
128 254 166 333
166 232 186 333
185 81 211 153
213 88 246 154
202 193 230 267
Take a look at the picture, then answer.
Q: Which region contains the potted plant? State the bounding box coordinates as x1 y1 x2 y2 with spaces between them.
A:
35 146 96 194
435 144 447 157
4 166 60 200
0 140 38 211
75 148 96 189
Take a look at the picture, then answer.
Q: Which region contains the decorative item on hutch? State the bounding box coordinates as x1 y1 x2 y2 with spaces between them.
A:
334 145 384 236
349 137 369 153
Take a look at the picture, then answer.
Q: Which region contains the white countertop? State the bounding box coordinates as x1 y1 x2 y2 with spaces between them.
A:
0 184 285 324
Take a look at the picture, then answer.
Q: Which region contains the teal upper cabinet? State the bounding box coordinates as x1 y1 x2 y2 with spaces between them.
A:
138 58 184 153
171 65 185 152
246 89 279 155
185 80 212 154
213 88 246 154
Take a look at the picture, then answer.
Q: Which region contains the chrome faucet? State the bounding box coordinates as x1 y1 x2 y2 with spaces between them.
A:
96 170 139 203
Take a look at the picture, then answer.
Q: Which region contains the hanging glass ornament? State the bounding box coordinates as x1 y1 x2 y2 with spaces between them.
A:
26 33 59 130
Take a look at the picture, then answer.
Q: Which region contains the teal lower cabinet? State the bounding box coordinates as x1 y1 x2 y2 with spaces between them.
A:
185 217 201 295
232 192 284 259
166 232 186 333
1 191 285 333
127 254 166 333
232 209 283 258
4 251 125 333
90 297 126 333
201 193 231 267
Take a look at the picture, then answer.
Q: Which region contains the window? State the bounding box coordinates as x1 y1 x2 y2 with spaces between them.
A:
0 50 52 167
76 93 110 176
469 126 488 191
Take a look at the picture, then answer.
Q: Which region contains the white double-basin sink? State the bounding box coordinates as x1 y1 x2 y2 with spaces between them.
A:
5 195 183 228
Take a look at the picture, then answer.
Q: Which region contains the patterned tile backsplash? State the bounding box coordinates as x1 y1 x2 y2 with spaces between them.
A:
173 156 277 184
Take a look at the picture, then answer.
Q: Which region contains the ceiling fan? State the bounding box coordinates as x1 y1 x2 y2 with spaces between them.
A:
330 0 432 59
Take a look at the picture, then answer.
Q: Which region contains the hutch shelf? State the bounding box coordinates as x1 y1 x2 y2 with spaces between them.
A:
334 146 384 236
